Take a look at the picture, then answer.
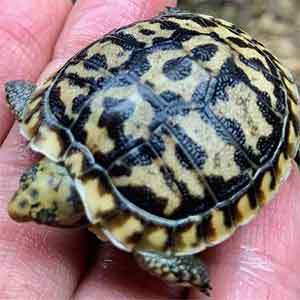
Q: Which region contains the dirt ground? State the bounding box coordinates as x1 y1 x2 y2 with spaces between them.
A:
178 0 300 85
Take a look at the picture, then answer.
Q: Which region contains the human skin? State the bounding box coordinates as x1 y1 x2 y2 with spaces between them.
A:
0 0 299 299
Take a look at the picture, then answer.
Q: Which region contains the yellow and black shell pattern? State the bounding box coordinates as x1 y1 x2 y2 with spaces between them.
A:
20 10 300 255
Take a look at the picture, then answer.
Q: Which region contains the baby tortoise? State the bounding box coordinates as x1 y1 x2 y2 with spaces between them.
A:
5 7 300 296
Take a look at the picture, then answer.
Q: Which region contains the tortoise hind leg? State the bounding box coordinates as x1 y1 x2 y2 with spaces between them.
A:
5 80 36 121
134 251 212 296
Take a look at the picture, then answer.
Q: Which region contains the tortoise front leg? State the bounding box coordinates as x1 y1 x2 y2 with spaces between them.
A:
134 251 212 296
5 80 36 121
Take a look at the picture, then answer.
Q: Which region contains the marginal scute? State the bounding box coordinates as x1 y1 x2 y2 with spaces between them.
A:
21 93 46 140
275 153 291 182
233 194 259 226
137 225 169 252
21 109 42 140
256 170 276 206
76 171 117 223
203 208 236 245
30 124 70 161
257 151 292 208
173 223 204 254
103 213 144 250
20 74 57 139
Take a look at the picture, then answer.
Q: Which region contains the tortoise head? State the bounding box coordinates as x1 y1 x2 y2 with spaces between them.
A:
8 158 86 227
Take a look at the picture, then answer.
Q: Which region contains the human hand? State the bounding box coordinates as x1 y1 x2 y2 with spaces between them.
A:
0 1 299 299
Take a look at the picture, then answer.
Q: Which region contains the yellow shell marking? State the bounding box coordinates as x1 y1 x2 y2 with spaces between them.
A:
64 149 86 177
123 100 154 141
65 61 111 81
86 40 131 69
206 209 236 245
104 214 144 250
123 21 175 46
83 100 115 155
276 153 291 180
167 16 211 35
138 226 169 251
257 171 275 205
213 82 273 156
77 176 116 223
56 79 90 122
234 53 285 115
174 224 204 254
175 111 241 180
31 125 64 160
235 194 259 225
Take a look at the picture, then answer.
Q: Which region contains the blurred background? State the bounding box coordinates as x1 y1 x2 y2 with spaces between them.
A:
178 0 300 85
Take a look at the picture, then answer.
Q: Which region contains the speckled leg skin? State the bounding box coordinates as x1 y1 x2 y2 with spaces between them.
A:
5 80 36 121
134 251 212 296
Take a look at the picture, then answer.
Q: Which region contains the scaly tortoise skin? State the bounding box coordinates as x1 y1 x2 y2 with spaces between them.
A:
5 8 300 295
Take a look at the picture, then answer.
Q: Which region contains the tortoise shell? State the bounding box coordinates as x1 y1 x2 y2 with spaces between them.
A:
19 10 300 255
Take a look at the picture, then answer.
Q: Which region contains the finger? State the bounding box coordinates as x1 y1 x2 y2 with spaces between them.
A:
190 165 300 299
0 2 92 300
0 0 72 144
